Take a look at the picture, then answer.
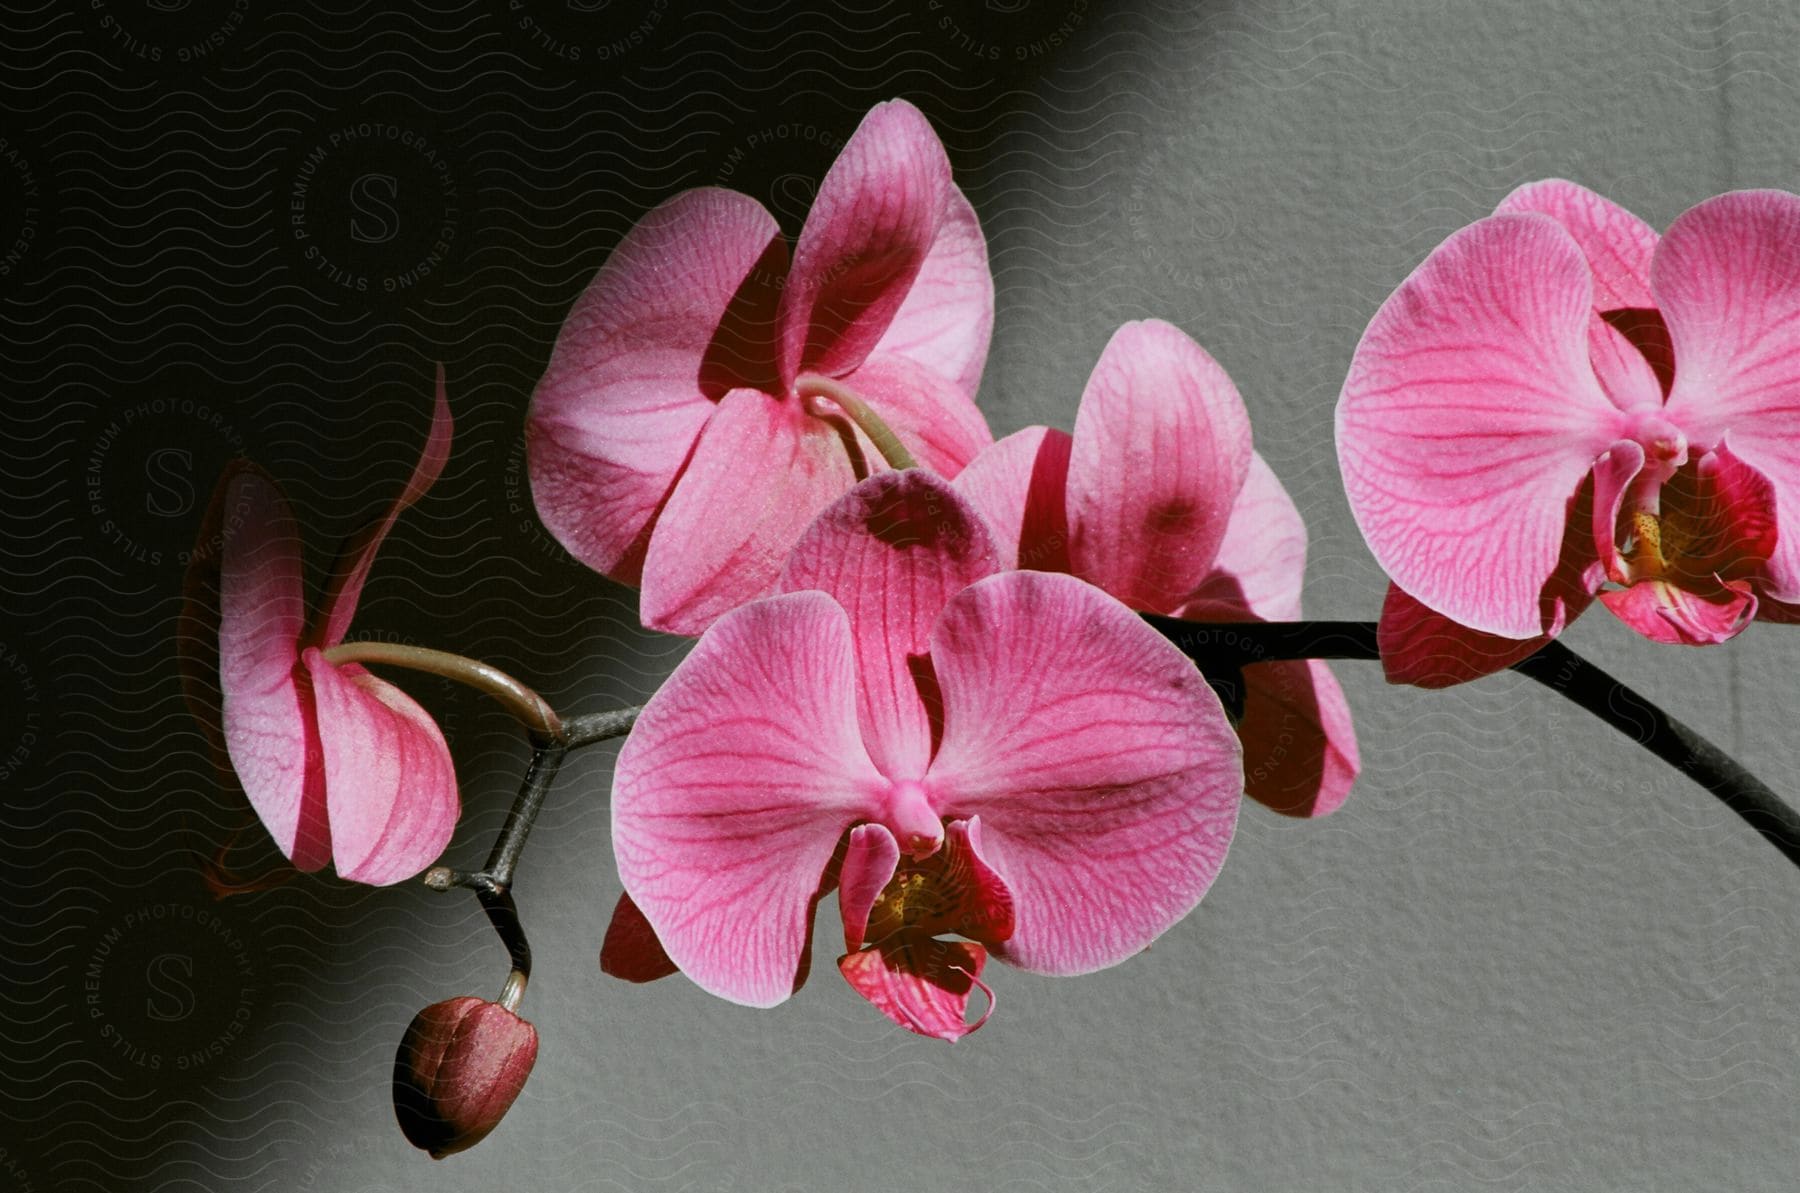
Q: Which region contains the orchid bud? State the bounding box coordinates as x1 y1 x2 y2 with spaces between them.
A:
393 995 538 1159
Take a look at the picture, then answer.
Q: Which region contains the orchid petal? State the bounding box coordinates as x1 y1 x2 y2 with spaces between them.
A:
781 470 998 778
778 99 951 384
599 893 679 984
839 937 992 1042
835 350 993 476
1600 580 1757 646
528 188 784 584
867 184 993 398
1655 190 1800 599
641 389 858 636
181 460 266 785
1067 320 1253 613
218 468 330 871
1496 180 1658 311
304 653 458 886
1180 452 1307 621
1337 213 1625 638
1236 659 1359 817
926 571 1242 975
611 592 886 1007
1590 440 1645 584
1377 584 1554 688
950 426 1073 573
315 368 454 647
838 824 901 954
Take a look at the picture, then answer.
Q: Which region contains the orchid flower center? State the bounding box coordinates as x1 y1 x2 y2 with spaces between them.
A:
1615 415 1692 582
881 778 944 858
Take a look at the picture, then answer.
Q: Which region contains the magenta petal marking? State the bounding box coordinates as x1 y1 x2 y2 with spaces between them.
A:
611 592 886 1007
305 653 458 886
1067 319 1253 613
777 99 952 384
780 470 999 778
527 188 784 584
838 938 992 1042
839 824 901 953
1655 190 1800 600
640 388 858 636
218 467 330 871
315 366 454 647
1337 212 1625 638
926 571 1242 975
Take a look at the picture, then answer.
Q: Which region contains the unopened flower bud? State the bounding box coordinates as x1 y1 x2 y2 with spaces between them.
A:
393 995 538 1159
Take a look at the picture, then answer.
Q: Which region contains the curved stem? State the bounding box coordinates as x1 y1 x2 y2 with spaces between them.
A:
796 373 918 470
1143 616 1800 871
320 641 564 742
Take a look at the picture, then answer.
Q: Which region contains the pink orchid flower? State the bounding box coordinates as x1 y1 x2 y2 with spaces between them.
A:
194 371 459 885
610 469 1242 1040
952 319 1360 817
1338 181 1800 685
528 98 994 636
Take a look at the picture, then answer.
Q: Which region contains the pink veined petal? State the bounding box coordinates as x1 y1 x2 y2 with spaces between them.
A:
866 183 993 398
950 426 1073 574
1236 658 1359 818
314 368 454 647
838 937 993 1042
779 470 999 778
925 571 1242 976
218 468 331 872
1600 579 1758 646
1655 190 1800 601
1670 441 1779 581
1496 180 1658 311
1067 320 1253 614
181 459 269 786
778 99 952 385
1337 212 1627 639
839 824 902 953
599 893 679 984
1180 452 1307 622
303 653 458 886
1755 594 1800 624
833 349 993 477
640 388 858 636
611 592 887 1008
528 188 785 585
1377 583 1556 688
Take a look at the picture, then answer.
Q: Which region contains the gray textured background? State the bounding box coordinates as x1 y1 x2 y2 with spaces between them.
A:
6 1 1800 1190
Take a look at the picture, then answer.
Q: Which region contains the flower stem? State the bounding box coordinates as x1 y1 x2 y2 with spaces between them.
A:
796 373 918 470
1143 615 1800 872
320 641 564 743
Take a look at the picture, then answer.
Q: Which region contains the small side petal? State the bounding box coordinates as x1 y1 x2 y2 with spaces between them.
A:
314 368 454 646
1067 320 1253 613
304 654 458 886
1655 190 1800 599
599 893 680 984
839 824 901 954
1337 212 1625 638
950 426 1073 573
779 99 951 383
218 468 330 871
927 571 1242 976
611 592 886 1007
780 470 998 778
528 188 784 584
867 184 993 398
838 937 992 1042
641 389 857 636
